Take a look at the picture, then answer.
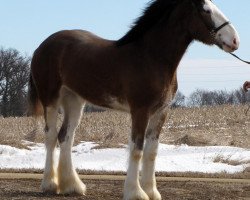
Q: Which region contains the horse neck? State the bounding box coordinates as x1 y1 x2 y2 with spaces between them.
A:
139 6 193 72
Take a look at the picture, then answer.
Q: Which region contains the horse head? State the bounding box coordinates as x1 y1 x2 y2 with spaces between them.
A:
189 0 239 52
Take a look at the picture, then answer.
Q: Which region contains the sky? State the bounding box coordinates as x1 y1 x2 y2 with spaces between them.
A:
1 0 250 95
0 141 249 173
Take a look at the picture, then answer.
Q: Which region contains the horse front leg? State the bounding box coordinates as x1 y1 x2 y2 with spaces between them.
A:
124 109 149 200
141 108 167 200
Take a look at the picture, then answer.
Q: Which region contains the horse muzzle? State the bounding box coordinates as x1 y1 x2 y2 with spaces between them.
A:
214 22 240 53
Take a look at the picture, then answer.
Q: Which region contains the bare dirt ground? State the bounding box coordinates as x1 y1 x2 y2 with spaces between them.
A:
0 176 249 200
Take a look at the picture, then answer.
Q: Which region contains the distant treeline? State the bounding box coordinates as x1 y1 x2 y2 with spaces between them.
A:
0 46 249 117
172 89 250 108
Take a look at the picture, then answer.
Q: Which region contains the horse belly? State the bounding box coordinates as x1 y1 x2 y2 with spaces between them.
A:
107 96 130 112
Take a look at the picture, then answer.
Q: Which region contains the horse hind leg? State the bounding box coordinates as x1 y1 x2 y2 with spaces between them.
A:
41 105 59 193
57 87 86 195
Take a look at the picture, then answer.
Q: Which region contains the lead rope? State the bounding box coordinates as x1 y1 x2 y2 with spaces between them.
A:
231 53 250 115
229 52 250 65
228 53 250 115
205 19 250 114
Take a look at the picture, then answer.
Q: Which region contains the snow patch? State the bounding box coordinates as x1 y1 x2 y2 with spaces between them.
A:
0 142 249 174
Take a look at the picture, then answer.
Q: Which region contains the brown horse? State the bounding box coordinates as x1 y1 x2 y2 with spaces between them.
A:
29 0 239 199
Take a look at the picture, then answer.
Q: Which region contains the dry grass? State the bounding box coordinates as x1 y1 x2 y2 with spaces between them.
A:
0 104 250 149
163 104 250 148
213 155 250 166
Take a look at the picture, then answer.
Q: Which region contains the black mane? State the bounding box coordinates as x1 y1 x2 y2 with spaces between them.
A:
116 0 179 46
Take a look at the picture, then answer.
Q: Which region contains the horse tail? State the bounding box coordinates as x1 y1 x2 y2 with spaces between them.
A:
28 73 43 117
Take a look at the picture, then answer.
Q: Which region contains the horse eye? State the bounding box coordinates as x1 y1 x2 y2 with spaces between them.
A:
203 9 211 14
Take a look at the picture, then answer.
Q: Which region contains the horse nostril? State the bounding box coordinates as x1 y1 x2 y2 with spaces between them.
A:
233 38 237 45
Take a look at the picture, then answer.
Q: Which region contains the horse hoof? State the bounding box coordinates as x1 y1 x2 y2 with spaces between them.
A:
40 179 58 194
146 189 162 200
58 177 86 195
123 188 149 200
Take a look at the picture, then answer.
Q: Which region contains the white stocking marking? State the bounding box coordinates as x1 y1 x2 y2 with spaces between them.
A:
124 140 149 200
141 109 166 200
41 106 59 193
57 87 86 195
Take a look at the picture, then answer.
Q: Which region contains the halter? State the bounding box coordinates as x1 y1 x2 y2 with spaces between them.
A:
210 21 250 65
211 21 231 33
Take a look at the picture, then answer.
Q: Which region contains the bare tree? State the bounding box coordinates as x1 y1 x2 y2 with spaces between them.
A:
187 89 205 107
171 91 185 108
233 88 250 104
211 90 229 105
0 47 30 117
